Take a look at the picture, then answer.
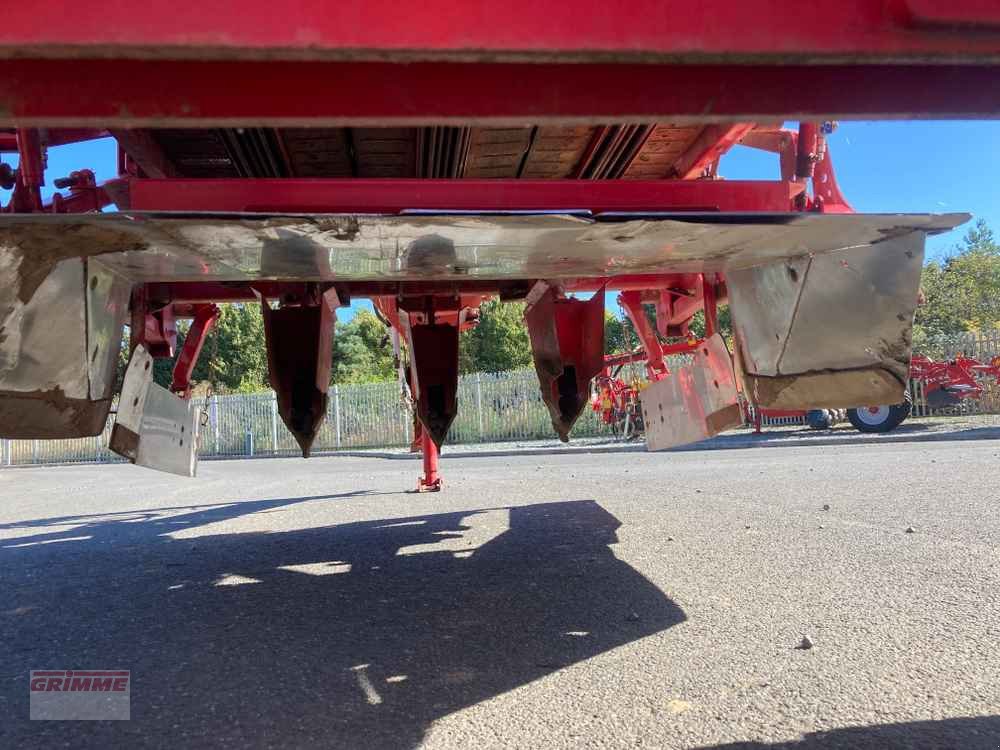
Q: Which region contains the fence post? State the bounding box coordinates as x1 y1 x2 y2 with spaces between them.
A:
2 438 10 466
333 384 342 448
475 373 485 441
210 395 219 455
270 396 278 454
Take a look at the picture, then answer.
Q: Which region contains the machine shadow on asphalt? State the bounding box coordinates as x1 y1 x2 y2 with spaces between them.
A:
701 715 1000 749
0 495 685 748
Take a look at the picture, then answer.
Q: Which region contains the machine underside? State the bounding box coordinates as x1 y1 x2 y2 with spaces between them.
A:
3 7 995 479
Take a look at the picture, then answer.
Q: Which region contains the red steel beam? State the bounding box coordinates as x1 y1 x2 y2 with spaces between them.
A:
4 2 1000 62
128 178 802 213
4 60 1000 127
170 304 219 398
673 123 756 179
147 276 698 304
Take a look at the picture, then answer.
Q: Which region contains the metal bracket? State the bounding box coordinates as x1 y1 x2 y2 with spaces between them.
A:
641 333 742 451
524 282 606 442
110 344 199 477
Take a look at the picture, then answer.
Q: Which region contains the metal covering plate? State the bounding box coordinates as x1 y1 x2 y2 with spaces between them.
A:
0 211 968 283
110 344 198 477
641 334 741 451
728 231 926 408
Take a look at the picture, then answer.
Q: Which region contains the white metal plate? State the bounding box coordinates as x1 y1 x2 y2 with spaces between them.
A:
110 344 198 477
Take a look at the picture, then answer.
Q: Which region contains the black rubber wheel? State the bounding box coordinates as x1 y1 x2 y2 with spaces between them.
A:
847 394 912 434
806 409 832 430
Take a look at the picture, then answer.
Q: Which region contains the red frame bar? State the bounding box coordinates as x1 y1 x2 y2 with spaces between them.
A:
619 291 669 381
5 1 1000 61
128 177 802 213
170 304 219 398
5 60 1000 128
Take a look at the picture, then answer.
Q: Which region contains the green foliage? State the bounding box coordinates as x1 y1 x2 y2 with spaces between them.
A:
459 299 533 374
203 304 269 392
604 311 629 354
331 309 396 384
914 219 1000 347
687 305 732 340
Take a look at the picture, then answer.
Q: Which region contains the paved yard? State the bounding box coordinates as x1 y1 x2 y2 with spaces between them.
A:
1 439 999 748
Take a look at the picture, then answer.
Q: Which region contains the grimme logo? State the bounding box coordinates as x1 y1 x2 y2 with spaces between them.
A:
30 670 130 720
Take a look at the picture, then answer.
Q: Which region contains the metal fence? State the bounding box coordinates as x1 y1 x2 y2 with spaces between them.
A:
2 332 998 467
0 369 615 467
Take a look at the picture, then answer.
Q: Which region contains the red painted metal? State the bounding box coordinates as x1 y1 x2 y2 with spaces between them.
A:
676 124 756 179
146 276 694 304
7 129 44 212
403 296 462 447
910 354 1000 407
170 304 219 398
702 275 719 339
795 122 821 181
0 128 107 152
618 291 669 380
524 284 607 441
132 302 178 360
5 2 1000 62
259 287 340 457
5 60 1000 128
417 431 442 493
127 177 802 214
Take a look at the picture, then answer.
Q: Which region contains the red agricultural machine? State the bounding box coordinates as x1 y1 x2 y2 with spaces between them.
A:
2 4 999 489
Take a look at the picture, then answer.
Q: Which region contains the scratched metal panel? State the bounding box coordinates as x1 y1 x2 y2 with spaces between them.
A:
0 257 89 397
85 259 131 400
728 231 925 382
0 212 968 284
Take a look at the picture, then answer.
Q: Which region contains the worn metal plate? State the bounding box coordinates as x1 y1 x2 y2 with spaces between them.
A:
728 231 925 409
86 259 131 400
0 211 968 283
641 334 741 451
110 345 198 477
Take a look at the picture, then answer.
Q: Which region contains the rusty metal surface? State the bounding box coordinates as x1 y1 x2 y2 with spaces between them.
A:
0 212 968 285
641 333 741 451
728 231 926 409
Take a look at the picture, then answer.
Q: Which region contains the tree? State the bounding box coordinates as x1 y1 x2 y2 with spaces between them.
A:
459 299 533 373
331 309 396 384
604 311 629 354
914 218 1000 348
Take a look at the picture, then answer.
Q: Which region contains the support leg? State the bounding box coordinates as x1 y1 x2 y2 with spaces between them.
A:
417 430 442 492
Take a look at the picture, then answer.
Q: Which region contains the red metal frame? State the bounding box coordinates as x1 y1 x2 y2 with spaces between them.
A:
5 60 1000 127
127 177 803 214
6 1 1000 63
417 432 442 493
6 1 986 484
170 304 220 398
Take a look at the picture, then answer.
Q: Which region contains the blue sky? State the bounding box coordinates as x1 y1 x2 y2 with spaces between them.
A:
2 122 994 320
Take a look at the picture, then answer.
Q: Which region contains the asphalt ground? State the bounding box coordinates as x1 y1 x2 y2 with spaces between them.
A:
1 439 999 749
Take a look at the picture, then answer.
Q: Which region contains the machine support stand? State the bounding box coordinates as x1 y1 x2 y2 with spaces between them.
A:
416 430 442 492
